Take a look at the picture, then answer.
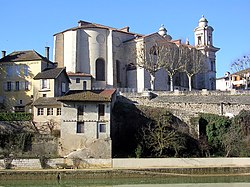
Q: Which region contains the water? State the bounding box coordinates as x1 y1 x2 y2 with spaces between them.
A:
1 176 250 186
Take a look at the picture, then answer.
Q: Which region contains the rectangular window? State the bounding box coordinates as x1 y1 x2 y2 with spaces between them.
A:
76 122 84 133
83 81 87 90
98 104 105 117
25 81 29 90
77 105 84 116
23 65 29 76
7 81 12 91
6 66 12 77
76 78 80 83
57 108 61 115
15 66 21 77
37 108 44 115
99 123 106 133
15 81 20 91
61 82 66 94
41 79 49 89
47 108 53 115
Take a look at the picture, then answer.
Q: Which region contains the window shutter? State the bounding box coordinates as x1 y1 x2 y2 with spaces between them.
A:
4 82 7 91
40 79 43 89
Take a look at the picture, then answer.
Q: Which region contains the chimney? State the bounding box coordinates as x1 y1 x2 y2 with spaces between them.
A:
1 51 6 58
45 47 49 60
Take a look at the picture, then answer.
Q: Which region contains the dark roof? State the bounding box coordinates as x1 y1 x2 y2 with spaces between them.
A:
67 72 92 77
34 68 69 81
0 50 52 63
32 97 61 106
54 20 143 37
57 89 116 102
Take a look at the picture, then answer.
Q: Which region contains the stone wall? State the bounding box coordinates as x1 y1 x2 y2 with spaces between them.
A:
0 158 112 169
1 157 250 170
112 158 250 169
119 90 250 123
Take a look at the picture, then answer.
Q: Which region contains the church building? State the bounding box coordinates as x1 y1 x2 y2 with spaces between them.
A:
53 16 219 92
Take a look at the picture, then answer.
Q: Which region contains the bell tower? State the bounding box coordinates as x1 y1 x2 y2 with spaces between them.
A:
194 16 220 90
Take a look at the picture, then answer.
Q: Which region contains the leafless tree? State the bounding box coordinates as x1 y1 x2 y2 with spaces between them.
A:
182 46 206 91
231 55 250 73
231 55 250 89
136 42 163 91
141 121 184 157
159 42 184 91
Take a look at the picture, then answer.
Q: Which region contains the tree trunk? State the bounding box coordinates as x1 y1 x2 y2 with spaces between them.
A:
150 74 155 91
188 75 192 91
170 76 174 91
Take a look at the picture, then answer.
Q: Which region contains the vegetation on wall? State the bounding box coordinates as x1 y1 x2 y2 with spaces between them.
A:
0 112 32 121
193 110 250 157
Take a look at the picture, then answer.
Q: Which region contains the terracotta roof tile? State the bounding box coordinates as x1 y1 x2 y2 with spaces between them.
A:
57 89 116 102
32 97 61 106
67 72 92 77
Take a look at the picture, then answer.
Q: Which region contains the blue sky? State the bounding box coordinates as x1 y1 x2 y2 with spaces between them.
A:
0 0 250 78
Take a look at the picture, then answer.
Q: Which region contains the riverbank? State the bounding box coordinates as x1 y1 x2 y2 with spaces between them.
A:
1 167 250 180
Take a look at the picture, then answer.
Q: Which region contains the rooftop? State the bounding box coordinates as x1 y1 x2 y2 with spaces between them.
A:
0 50 51 63
57 89 116 102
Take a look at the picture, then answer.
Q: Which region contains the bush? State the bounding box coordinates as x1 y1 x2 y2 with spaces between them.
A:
0 112 32 121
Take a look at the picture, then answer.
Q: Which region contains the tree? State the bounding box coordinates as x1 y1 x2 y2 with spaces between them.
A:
231 55 250 89
182 47 206 91
136 42 163 91
159 42 184 91
141 117 186 157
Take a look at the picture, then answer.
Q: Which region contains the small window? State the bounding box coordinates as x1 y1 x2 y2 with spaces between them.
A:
43 94 47 97
47 108 53 115
83 81 87 90
19 100 23 105
24 65 29 76
15 81 20 91
198 36 202 45
77 122 84 133
77 105 84 116
41 79 49 89
57 108 61 115
25 81 30 90
98 104 105 117
62 82 66 94
38 108 44 115
99 124 106 133
7 81 12 91
76 78 80 83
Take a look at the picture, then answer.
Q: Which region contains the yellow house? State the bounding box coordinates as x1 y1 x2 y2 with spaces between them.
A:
0 50 55 112
32 67 70 133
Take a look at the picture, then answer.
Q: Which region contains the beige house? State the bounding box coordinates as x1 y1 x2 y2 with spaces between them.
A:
0 49 55 112
32 68 70 133
67 72 92 90
57 89 116 158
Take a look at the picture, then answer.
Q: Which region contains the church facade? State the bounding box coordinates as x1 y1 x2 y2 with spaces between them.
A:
53 16 219 92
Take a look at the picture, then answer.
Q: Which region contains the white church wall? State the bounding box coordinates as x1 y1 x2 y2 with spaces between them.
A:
127 70 137 89
155 68 169 91
64 30 77 72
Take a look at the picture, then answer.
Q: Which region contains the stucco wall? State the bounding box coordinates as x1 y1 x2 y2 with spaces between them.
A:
60 101 111 156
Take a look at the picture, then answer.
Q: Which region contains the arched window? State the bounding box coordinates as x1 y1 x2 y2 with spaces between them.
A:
96 58 105 81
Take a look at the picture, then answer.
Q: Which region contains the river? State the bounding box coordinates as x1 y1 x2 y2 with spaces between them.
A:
1 175 250 186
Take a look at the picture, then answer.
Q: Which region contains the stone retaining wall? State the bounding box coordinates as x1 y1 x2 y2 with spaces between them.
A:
112 158 250 169
1 158 250 170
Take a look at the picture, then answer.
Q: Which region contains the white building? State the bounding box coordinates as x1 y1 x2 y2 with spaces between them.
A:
53 16 219 92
